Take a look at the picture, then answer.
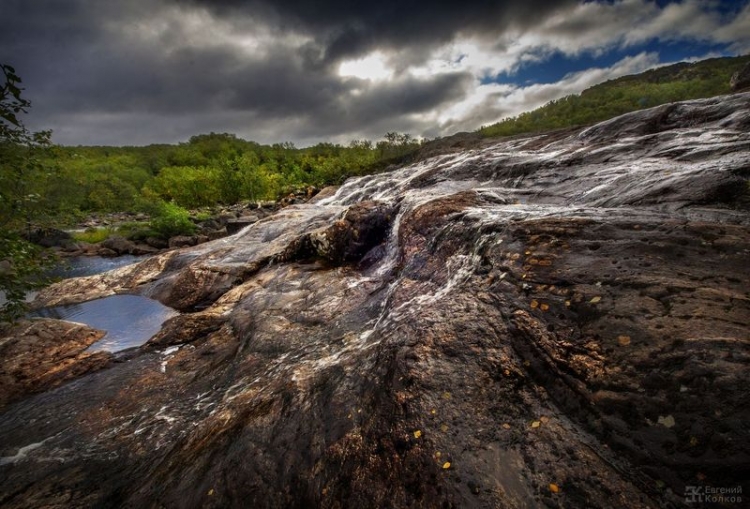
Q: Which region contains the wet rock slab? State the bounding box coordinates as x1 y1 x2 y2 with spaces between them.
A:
0 319 112 410
2 93 750 508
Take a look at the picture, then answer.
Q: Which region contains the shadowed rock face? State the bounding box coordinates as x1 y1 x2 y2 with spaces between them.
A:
2 94 750 508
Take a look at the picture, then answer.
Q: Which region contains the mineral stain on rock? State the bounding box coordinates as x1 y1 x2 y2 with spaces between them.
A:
1 94 750 508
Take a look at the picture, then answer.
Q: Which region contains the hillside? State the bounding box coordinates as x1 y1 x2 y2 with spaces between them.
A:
479 54 750 138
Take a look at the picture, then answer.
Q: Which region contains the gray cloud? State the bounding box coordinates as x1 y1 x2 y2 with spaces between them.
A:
0 0 746 146
175 0 579 63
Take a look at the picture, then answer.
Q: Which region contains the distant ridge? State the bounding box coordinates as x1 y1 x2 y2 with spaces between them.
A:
479 54 750 138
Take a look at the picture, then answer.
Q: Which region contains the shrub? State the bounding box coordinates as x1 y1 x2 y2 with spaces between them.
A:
72 227 116 244
148 201 196 239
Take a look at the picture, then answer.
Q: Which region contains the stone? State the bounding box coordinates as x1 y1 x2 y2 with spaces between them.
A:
131 243 160 255
145 236 169 249
100 236 137 255
225 218 256 235
7 94 750 508
96 247 118 257
0 319 112 409
168 235 197 248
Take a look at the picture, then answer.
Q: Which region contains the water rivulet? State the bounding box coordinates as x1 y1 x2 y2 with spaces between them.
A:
2 94 749 508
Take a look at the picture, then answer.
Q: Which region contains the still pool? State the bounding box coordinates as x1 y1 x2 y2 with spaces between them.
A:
29 294 178 352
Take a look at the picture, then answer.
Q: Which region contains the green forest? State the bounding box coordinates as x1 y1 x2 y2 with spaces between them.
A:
479 55 750 137
10 132 420 227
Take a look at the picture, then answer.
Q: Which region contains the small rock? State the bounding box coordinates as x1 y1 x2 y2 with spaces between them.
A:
101 236 137 255
169 236 197 248
145 237 169 249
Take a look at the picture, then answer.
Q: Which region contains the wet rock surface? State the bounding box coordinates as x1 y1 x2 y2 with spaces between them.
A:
0 319 112 410
3 94 750 508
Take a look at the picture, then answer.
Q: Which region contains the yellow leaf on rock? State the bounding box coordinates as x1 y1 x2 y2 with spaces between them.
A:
530 299 539 309
531 421 541 428
590 296 602 304
549 483 560 494
208 489 214 496
414 430 422 439
540 303 549 311
502 423 511 430
442 462 451 469
657 415 676 428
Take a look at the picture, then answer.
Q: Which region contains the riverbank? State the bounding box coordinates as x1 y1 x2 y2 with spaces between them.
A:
27 186 328 258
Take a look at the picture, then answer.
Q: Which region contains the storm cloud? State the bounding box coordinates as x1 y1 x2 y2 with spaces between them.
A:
0 0 747 146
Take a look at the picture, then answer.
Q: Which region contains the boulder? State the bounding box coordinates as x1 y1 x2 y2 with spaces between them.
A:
131 243 160 255
8 94 750 509
145 236 169 249
0 319 112 409
100 236 137 255
96 247 118 257
168 235 197 248
225 218 256 234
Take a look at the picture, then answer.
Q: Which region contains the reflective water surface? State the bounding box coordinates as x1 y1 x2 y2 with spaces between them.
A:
30 294 178 352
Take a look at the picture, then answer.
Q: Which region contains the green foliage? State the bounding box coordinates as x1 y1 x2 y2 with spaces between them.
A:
72 227 117 244
20 129 422 218
0 232 54 323
0 64 55 323
479 55 750 138
146 200 197 239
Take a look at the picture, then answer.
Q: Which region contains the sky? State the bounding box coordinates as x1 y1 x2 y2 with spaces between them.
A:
1 0 748 147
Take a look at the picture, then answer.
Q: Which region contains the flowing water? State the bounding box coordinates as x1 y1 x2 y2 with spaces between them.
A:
48 254 145 279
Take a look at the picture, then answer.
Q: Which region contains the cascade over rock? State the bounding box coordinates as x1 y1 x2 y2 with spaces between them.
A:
2 93 750 508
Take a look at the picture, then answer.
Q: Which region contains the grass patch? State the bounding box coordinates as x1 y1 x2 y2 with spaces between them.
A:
72 227 116 244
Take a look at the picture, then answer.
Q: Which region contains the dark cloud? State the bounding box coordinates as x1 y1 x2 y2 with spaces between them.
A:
0 0 487 144
175 0 579 64
0 0 745 146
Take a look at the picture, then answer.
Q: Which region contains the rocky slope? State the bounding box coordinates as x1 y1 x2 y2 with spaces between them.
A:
2 93 749 508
